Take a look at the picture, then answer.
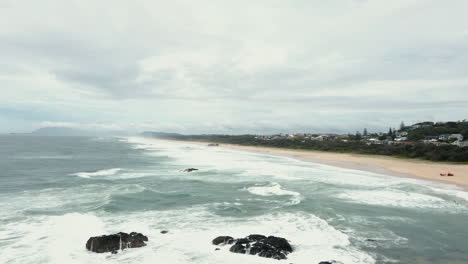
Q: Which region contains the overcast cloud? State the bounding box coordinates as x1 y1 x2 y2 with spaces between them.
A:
1 0 467 134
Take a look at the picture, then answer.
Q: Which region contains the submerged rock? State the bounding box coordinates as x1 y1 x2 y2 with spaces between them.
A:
183 168 198 172
213 234 293 260
86 232 148 253
160 230 169 234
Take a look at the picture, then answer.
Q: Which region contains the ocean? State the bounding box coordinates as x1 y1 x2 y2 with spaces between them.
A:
0 135 467 264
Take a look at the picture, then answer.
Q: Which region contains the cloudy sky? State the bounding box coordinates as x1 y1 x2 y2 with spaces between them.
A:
1 0 467 134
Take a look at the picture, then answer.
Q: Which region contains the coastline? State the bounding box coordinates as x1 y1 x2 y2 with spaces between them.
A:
172 140 468 189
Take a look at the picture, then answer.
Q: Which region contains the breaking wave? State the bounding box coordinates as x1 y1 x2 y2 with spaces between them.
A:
72 168 122 178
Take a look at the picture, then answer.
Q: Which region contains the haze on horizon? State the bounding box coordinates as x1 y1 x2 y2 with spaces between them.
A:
1 0 467 135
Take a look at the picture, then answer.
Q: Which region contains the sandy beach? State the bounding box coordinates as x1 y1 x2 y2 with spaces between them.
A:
181 141 468 189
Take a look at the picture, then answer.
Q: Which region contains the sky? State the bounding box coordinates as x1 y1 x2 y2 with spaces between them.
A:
1 0 467 134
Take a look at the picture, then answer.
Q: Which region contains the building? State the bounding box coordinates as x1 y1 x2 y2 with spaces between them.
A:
438 134 451 141
367 138 382 144
395 131 408 137
395 137 407 142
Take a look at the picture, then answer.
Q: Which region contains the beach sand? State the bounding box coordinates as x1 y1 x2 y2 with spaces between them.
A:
179 140 468 189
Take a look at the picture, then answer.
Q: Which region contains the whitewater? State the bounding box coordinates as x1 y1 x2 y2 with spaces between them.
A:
0 135 467 264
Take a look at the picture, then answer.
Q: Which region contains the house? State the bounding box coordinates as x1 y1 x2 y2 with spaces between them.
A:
395 131 408 137
438 134 451 141
367 138 382 144
315 135 327 141
395 137 407 142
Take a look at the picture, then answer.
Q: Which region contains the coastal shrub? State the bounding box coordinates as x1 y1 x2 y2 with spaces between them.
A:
151 134 468 163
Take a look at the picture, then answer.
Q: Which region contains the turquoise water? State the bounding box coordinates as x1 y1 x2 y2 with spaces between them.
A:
0 136 467 264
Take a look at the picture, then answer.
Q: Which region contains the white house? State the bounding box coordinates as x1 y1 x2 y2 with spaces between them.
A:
396 131 408 137
438 134 451 141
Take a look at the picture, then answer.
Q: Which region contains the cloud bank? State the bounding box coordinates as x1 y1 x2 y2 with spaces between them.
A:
1 0 467 134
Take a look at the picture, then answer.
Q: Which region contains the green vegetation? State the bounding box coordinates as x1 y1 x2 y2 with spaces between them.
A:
144 121 468 163
404 121 468 141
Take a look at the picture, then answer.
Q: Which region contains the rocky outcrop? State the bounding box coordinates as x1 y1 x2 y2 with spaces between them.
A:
86 232 148 253
212 236 234 245
183 168 198 172
318 261 343 264
213 234 293 260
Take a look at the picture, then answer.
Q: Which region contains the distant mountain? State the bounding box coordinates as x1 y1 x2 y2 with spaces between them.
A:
29 127 133 137
31 127 101 136
141 131 183 138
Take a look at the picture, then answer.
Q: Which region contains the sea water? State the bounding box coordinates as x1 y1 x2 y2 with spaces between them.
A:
0 135 467 264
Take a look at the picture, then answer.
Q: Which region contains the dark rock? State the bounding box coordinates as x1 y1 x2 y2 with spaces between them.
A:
86 232 148 253
230 243 247 254
215 234 293 260
318 261 343 264
366 238 377 242
212 236 234 245
160 230 169 234
265 236 293 252
215 248 221 251
247 234 267 241
259 250 286 260
236 238 251 244
183 168 199 172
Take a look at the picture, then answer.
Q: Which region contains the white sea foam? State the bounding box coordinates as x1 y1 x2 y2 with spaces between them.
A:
123 137 417 189
246 182 300 197
72 168 122 178
429 186 468 202
132 144 159 150
116 172 155 179
0 213 106 264
122 138 468 211
336 189 454 209
5 136 467 264
0 207 375 264
245 183 303 205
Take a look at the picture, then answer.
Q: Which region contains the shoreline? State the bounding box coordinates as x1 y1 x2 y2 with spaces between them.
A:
171 139 468 189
